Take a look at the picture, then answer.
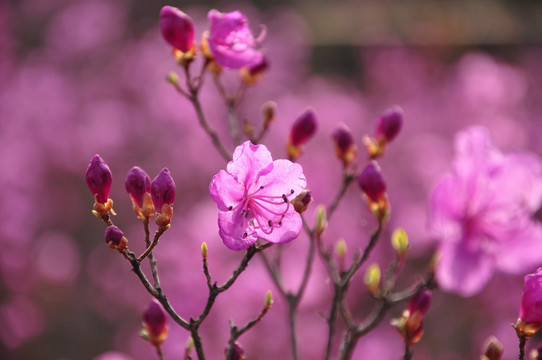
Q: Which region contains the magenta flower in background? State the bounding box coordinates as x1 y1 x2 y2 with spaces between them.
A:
209 141 307 250
207 9 265 69
430 126 542 296
519 268 542 325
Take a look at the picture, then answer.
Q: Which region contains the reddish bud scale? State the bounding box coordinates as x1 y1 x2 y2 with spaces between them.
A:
358 161 386 202
289 109 317 147
86 154 112 204
375 106 404 143
160 6 195 52
241 56 269 85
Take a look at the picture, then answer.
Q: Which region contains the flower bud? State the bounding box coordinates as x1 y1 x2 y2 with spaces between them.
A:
481 336 503 360
364 263 381 296
265 290 273 308
141 299 168 347
160 6 195 52
261 101 277 128
391 228 409 258
151 168 176 229
292 189 313 214
332 123 357 167
289 109 317 147
104 225 128 251
336 239 347 260
358 161 386 202
314 205 327 236
201 242 208 259
375 106 404 143
408 289 432 316
530 342 542 360
125 167 153 218
225 343 245 360
520 268 542 327
241 56 269 84
86 154 112 204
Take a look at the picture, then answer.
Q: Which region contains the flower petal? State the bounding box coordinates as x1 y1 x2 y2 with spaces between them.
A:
218 210 258 251
436 241 495 297
227 141 273 185
209 170 245 211
256 159 307 199
429 174 464 242
496 222 542 273
255 206 302 245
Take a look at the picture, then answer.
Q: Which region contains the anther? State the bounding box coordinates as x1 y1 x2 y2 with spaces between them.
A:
290 189 294 194
278 221 282 226
268 220 273 227
282 194 288 203
228 206 233 210
260 186 264 190
243 232 248 238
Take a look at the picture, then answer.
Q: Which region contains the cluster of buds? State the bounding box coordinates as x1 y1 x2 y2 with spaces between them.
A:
363 106 404 159
140 299 168 347
358 161 389 222
160 6 268 81
287 109 318 161
392 289 432 347
86 155 177 248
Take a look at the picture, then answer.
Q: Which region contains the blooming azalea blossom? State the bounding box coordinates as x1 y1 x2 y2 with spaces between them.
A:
210 141 307 250
429 126 542 296
207 10 265 69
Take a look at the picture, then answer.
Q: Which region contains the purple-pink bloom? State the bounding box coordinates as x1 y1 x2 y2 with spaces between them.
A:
159 6 195 52
207 10 265 69
125 166 151 208
86 154 112 204
430 126 542 296
209 141 307 250
520 268 542 324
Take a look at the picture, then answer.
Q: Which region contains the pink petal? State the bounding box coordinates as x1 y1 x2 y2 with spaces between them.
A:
436 241 495 297
497 222 542 273
429 174 464 241
218 210 258 251
209 170 245 211
255 206 302 245
256 159 307 199
227 141 273 185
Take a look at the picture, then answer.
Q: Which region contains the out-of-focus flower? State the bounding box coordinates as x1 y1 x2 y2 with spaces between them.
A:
480 336 503 360
159 6 195 52
209 141 306 250
430 126 542 296
287 109 317 160
104 225 127 251
520 268 542 325
332 123 357 167
140 299 168 347
86 154 112 204
151 168 176 228
125 166 153 218
207 10 264 69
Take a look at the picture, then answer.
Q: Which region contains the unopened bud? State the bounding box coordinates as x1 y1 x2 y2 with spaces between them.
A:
481 336 503 360
292 189 313 214
141 299 168 347
167 72 179 86
86 154 112 205
201 242 208 259
364 263 381 295
225 343 245 360
104 225 128 251
336 239 347 259
261 101 277 128
375 106 404 143
531 342 542 360
241 56 269 85
332 123 357 167
125 167 154 218
265 290 273 308
408 289 432 316
287 109 317 160
314 205 328 236
151 168 176 229
391 228 409 258
160 6 195 52
358 161 386 202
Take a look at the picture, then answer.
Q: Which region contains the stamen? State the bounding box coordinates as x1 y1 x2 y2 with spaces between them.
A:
268 220 273 227
282 194 288 203
228 206 233 210
290 189 294 194
260 185 264 190
243 232 248 238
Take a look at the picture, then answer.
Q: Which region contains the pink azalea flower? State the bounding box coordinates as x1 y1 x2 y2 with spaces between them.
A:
430 126 542 296
209 141 307 250
207 10 265 69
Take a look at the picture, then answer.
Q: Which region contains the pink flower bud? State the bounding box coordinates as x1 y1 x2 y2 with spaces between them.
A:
151 168 176 213
332 123 357 166
408 289 432 316
520 268 542 324
86 154 112 204
375 106 404 143
142 299 168 346
125 167 151 208
104 225 127 250
358 161 386 202
225 343 245 360
208 10 265 69
160 6 195 52
289 109 317 147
